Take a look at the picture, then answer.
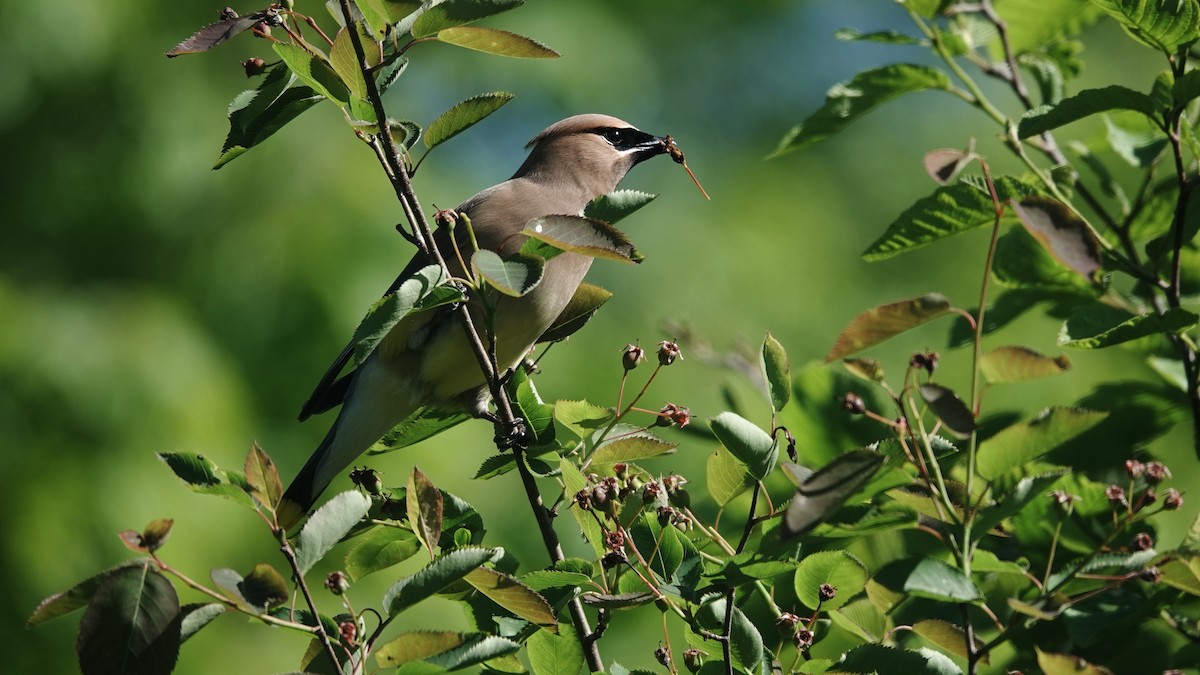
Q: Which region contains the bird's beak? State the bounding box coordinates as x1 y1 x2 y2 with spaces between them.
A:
630 133 671 163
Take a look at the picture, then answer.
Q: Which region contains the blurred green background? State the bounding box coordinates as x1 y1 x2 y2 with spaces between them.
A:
4 0 1197 672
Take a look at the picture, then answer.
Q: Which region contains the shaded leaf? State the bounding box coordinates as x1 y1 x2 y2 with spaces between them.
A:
695 597 763 671
923 146 974 185
710 412 776 480
215 68 322 169
407 467 443 557
919 384 976 437
1059 303 1198 348
992 228 1101 295
167 11 269 56
1018 85 1157 138
578 591 655 608
27 560 148 628
376 631 468 668
345 527 423 580
981 345 1071 383
977 408 1108 480
425 92 514 150
552 399 612 439
383 547 500 615
913 619 985 661
1010 196 1103 282
465 567 557 632
240 564 289 611
178 603 225 643
524 215 642 263
77 565 180 675
783 450 884 537
836 644 962 675
507 366 555 446
826 293 953 361
1160 557 1200 595
295 491 373 575
473 250 544 297
1090 0 1200 53
761 332 791 412
537 283 612 343
876 557 981 603
350 265 449 369
435 26 558 58
410 0 525 38
156 451 256 509
707 445 753 507
583 190 657 225
560 460 605 559
244 442 283 512
770 65 952 156
794 550 869 610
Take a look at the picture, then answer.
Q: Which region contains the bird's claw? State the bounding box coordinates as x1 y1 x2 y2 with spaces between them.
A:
493 416 530 450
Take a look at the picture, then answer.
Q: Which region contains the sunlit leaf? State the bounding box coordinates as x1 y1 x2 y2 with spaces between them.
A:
179 603 225 643
1090 0 1200 53
272 42 350 105
465 567 557 632
826 293 953 361
407 467 443 557
579 591 656 608
383 547 500 616
837 644 962 675
707 445 753 506
215 68 322 169
370 406 471 455
583 190 658 224
1010 196 1104 282
842 357 885 383
977 407 1108 480
794 550 869 610
435 26 558 58
527 623 583 675
1036 647 1114 675
156 451 256 509
560 460 604 559
425 92 514 149
524 215 642 263
1018 85 1157 138
589 433 676 464
1160 557 1200 595
329 22 381 105
537 283 612 343
833 27 922 44
244 442 282 512
472 250 544 297
761 332 791 412
350 265 449 368
294 490 372 574
695 597 764 671
411 0 525 38
981 345 1071 383
913 619 986 661
876 557 981 603
376 631 467 668
1059 303 1198 348
425 634 520 671
345 527 423 580
710 412 776 480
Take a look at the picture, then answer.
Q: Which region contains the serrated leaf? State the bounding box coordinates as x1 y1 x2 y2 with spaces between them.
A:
707 445 753 506
272 42 350 105
527 623 583 675
710 412 776 480
156 451 256 509
826 293 953 361
981 345 1071 383
426 634 520 671
537 283 613 343
349 265 449 369
329 22 381 109
472 250 544 297
524 216 642 263
553 399 612 439
842 357 885 382
370 406 471 455
977 408 1108 480
519 570 591 592
589 433 676 464
425 92 514 150
836 644 962 675
356 0 422 37
435 26 558 58
919 384 976 437
1010 196 1104 282
166 11 269 56
1059 303 1198 348
507 366 555 446
974 470 1069 533
783 450 884 537
761 332 791 412
411 0 525 38
77 565 180 675
578 591 656 608
345 527 423 580
383 547 500 615
863 176 1037 261
244 442 283 511
178 603 225 643
376 631 468 668
1161 557 1200 595
794 550 869 610
294 491 372 575
1090 0 1200 53
834 27 922 44
465 567 557 632
695 597 763 671
583 190 658 225
1018 85 1157 137
877 557 981 603
560 460 604 559
770 64 953 157
215 68 322 169
407 467 443 557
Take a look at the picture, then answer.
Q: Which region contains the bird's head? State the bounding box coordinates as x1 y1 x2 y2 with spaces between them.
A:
515 114 668 196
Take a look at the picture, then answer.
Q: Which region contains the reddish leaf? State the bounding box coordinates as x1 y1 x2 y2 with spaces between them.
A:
408 467 443 556
1010 196 1103 282
826 293 953 361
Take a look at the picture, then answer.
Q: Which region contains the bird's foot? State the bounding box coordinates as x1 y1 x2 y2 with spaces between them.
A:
492 416 530 450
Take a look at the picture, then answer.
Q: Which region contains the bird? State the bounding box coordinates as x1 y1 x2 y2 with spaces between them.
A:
278 114 672 527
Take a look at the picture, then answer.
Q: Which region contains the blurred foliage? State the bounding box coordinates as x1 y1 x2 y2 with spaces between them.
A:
5 1 1200 674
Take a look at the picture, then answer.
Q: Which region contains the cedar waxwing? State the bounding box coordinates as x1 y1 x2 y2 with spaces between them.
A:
279 114 671 525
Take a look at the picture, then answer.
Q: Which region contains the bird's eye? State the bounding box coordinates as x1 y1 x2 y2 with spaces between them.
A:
600 128 627 145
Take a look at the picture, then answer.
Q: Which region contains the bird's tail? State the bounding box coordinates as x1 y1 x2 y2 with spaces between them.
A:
278 419 346 529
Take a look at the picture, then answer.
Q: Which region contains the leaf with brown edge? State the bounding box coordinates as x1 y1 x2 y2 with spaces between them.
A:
980 345 1071 383
244 442 282 512
465 567 558 632
1010 196 1103 283
923 140 975 184
408 467 443 557
825 293 953 361
919 384 976 437
118 519 174 553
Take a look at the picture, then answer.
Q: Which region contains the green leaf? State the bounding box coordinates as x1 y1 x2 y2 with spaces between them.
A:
507 366 555 446
994 0 1104 53
523 216 642 263
383 547 500 616
912 619 983 661
472 250 544 297
552 399 613 439
992 228 1102 295
376 631 468 668
294 490 372 575
878 557 981 603
863 176 1038 261
244 442 282 512
329 22 381 104
1090 0 1200 53
519 570 591 592
980 345 1071 383
370 406 471 455
527 623 583 675
696 597 764 671
836 644 962 675
1105 113 1168 167
407 467 444 557
235 564 289 611
272 42 350 105
537 283 613 343
178 603 225 643
833 27 922 44
707 445 753 506
589 433 676 464
583 190 658 224
426 634 520 671
977 407 1108 480
76 564 180 675
1059 304 1198 348
27 560 148 628
1160 557 1200 595
356 0 422 37
783 450 884 536
465 567 557 631
425 92 514 150
156 451 256 509
1036 647 1114 675
345 527 423 580
1010 196 1104 282
215 68 322 169
770 64 952 157
794 550 869 610
349 265 449 369
761 332 791 412
1018 85 1157 138
411 0 525 38
919 384 976 437
710 412 776 480
825 293 953 360
435 26 558 58
578 591 656 608
842 357 886 383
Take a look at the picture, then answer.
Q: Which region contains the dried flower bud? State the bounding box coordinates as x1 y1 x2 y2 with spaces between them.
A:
1163 488 1184 510
622 343 646 371
339 620 358 646
818 583 838 602
642 480 663 504
793 628 814 649
1105 484 1128 508
662 474 687 492
433 208 458 230
219 7 239 19
841 392 866 415
776 612 801 630
349 467 383 496
574 489 592 511
1140 566 1162 583
657 340 683 366
241 57 267 77
591 485 609 507
910 351 939 375
1133 532 1154 551
1141 487 1158 510
1125 459 1145 479
604 530 625 552
1049 490 1078 512
673 512 692 532
601 550 626 569
657 506 676 526
263 7 284 26
325 571 351 595
654 645 670 667
658 402 692 428
1144 461 1171 485
682 648 704 673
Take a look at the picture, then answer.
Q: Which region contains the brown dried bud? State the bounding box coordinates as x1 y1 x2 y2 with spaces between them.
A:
574 489 592 511
613 463 628 478
1049 490 1078 511
910 351 939 375
591 485 609 507
1125 459 1145 479
1140 566 1162 583
776 612 801 629
339 620 358 646
604 530 625 552
793 628 814 649
654 645 670 668
349 467 383 496
1144 461 1171 485
682 648 704 673
642 480 663 504
841 392 866 415
1163 488 1184 510
622 343 646 371
434 208 458 230
818 583 838 602
657 506 676 526
219 7 239 19
325 571 351 595
601 550 626 569
657 340 682 366
662 474 687 492
658 402 692 428
1133 532 1154 551
1141 487 1158 510
673 512 691 532
1105 484 1127 508
242 57 267 78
